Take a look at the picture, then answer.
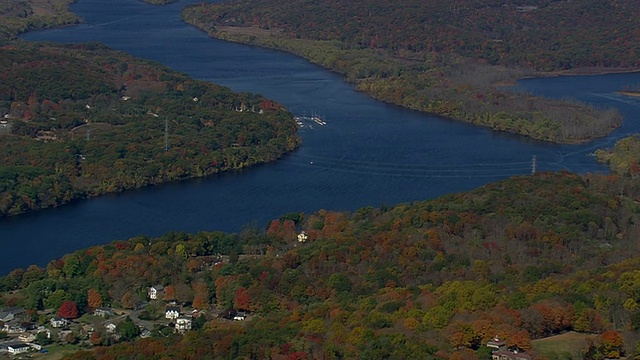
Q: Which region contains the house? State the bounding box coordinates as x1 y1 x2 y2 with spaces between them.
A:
165 306 180 320
175 316 192 332
492 349 532 360
0 311 14 322
297 231 308 243
8 343 31 355
0 307 26 322
3 322 26 333
49 317 69 328
18 333 36 342
93 307 115 317
233 311 247 321
219 309 237 320
104 322 117 333
487 336 506 349
140 329 152 338
148 285 165 300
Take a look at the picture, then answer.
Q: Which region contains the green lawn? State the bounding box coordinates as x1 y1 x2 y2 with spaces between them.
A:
31 344 81 360
532 331 596 360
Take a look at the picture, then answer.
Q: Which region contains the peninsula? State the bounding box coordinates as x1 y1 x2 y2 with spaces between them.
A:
181 0 640 144
0 1 300 217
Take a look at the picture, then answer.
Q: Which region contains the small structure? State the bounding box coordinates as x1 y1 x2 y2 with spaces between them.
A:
18 333 36 343
3 322 26 333
148 285 165 300
49 317 69 328
93 307 115 318
297 231 308 243
165 306 180 320
492 349 532 360
487 336 506 349
175 316 192 333
104 322 117 333
140 329 152 338
0 307 26 322
233 311 247 321
7 343 30 355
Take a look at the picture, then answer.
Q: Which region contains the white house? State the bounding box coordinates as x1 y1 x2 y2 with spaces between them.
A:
50 317 69 328
18 333 36 342
233 311 247 321
165 307 180 320
93 307 115 317
8 343 30 355
148 285 165 300
297 231 308 243
175 316 192 333
104 322 117 333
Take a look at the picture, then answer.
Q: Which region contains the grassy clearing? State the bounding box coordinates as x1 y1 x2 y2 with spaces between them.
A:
532 331 596 360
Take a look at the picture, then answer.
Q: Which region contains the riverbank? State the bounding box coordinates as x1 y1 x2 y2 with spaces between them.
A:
181 19 622 145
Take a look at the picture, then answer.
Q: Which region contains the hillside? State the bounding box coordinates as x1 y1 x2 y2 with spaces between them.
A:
0 42 300 216
1 172 640 359
180 0 635 144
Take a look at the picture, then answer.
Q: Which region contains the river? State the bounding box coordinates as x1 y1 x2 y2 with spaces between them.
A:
2 0 640 274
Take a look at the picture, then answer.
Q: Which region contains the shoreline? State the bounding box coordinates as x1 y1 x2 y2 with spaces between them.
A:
201 25 624 145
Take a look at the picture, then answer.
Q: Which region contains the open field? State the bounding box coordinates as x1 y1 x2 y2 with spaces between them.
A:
532 332 596 360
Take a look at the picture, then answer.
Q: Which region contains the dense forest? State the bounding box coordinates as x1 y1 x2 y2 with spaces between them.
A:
2 172 640 359
180 0 638 144
0 42 300 216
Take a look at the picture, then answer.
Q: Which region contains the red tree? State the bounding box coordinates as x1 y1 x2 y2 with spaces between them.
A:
58 300 79 319
234 287 251 310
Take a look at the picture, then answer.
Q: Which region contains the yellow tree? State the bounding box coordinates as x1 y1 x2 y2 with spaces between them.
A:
87 288 102 309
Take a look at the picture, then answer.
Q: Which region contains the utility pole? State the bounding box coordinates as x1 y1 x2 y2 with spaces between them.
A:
164 117 169 152
531 155 537 175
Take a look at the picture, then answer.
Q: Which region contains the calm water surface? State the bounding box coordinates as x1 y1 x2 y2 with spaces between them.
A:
3 0 640 274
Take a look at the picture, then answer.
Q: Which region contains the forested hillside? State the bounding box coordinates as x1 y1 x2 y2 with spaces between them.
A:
181 0 636 144
0 42 300 216
2 172 640 359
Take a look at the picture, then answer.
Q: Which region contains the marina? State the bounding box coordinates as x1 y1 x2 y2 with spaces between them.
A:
294 114 327 127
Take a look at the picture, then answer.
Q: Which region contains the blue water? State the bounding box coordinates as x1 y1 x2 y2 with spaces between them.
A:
2 0 640 274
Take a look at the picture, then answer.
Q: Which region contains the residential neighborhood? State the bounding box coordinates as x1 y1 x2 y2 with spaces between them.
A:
0 284 250 358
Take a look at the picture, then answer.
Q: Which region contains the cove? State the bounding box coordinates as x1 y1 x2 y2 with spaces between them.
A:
3 0 640 274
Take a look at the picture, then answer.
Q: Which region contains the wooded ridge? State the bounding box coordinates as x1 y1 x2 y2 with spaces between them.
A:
0 42 300 216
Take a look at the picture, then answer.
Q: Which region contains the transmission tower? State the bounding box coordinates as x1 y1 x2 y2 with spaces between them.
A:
164 117 169 152
531 155 537 175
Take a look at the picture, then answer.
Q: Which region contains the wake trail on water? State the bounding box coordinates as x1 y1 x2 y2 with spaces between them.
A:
79 7 163 29
287 155 532 178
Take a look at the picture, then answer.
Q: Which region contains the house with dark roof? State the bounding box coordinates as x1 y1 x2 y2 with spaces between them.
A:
7 343 30 355
165 306 180 320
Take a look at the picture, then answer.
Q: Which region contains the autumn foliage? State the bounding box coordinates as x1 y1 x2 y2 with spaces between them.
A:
58 300 78 319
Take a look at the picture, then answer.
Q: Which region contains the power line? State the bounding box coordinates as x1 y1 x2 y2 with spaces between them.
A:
164 117 169 152
531 155 537 175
